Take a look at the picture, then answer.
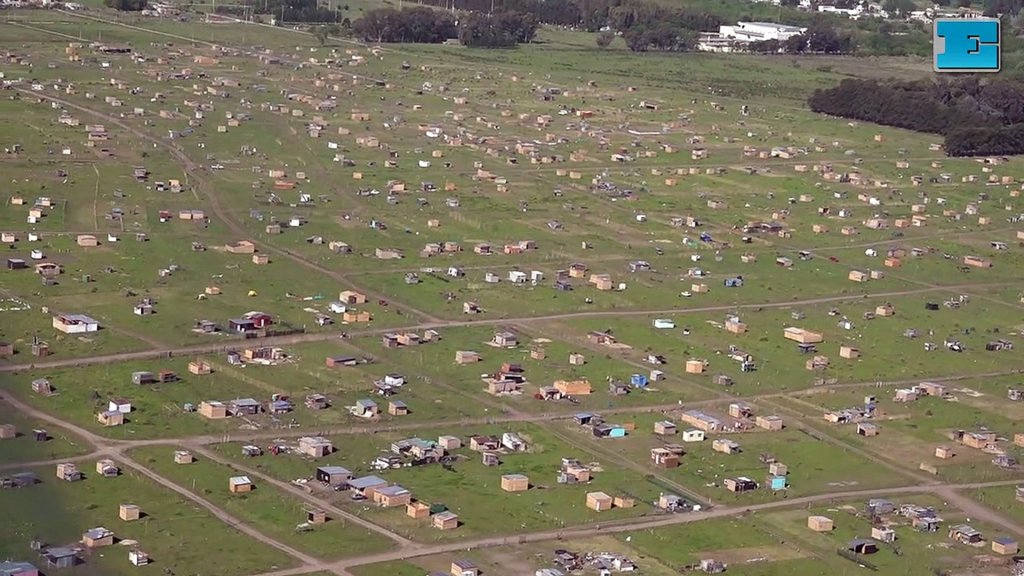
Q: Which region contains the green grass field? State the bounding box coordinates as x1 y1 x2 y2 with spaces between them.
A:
0 399 90 464
351 562 427 576
0 463 296 576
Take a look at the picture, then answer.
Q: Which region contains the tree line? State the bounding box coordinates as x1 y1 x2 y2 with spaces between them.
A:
387 0 723 36
808 77 1024 156
104 0 147 10
350 7 536 47
345 2 851 54
351 7 456 43
215 0 341 23
458 11 539 47
984 0 1024 16
386 0 857 54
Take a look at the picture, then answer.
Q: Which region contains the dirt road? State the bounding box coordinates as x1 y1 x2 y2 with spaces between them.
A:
2 282 1017 374
0 453 97 472
5 366 1021 450
935 486 1024 537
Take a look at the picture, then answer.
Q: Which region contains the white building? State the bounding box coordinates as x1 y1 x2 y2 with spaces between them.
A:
699 21 806 53
718 21 807 43
52 314 100 334
818 4 863 17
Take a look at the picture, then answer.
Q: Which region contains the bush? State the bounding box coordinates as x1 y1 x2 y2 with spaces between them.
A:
808 77 1024 157
352 7 456 43
217 0 339 23
104 0 147 11
458 11 537 47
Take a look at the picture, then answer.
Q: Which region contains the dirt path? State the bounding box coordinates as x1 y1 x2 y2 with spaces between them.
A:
0 453 97 472
190 445 416 548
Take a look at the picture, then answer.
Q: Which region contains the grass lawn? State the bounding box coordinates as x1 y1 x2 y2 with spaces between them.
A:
613 515 887 575
400 534 682 576
0 399 91 464
0 464 296 576
351 562 426 576
128 445 395 559
0 229 401 349
619 516 802 567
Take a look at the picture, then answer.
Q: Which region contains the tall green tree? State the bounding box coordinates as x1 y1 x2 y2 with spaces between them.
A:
104 0 147 11
882 0 916 16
